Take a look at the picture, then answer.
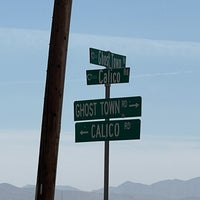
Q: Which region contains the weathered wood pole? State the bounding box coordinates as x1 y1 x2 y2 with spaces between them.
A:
35 0 72 200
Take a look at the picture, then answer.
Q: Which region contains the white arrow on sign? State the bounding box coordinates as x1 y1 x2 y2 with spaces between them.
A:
87 74 98 81
129 103 139 108
87 74 92 81
80 130 89 135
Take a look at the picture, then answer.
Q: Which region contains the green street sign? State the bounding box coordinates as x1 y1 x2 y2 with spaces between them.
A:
74 96 142 121
75 119 141 142
89 48 126 68
86 67 130 85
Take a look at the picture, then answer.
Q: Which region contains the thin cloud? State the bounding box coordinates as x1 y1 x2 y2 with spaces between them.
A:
69 32 200 58
1 27 200 66
135 70 193 79
0 80 43 86
0 27 49 52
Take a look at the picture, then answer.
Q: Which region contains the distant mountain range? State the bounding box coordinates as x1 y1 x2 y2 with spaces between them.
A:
1 177 200 200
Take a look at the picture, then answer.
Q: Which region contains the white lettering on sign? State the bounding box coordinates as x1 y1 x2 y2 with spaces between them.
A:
75 102 97 118
100 100 120 115
91 123 120 139
98 51 110 67
123 68 129 76
111 54 122 68
98 69 121 84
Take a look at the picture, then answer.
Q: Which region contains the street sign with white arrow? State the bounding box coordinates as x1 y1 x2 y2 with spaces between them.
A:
86 67 130 85
75 119 141 142
74 96 142 121
89 48 126 68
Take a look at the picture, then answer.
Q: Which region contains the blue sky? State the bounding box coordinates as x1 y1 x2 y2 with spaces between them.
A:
0 0 200 191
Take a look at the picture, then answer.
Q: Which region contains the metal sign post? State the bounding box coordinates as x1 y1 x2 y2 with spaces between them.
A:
104 81 110 200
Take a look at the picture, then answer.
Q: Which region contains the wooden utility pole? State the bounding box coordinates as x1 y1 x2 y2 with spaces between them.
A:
35 0 72 200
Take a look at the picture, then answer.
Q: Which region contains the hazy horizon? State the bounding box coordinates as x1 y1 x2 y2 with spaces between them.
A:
0 0 200 191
